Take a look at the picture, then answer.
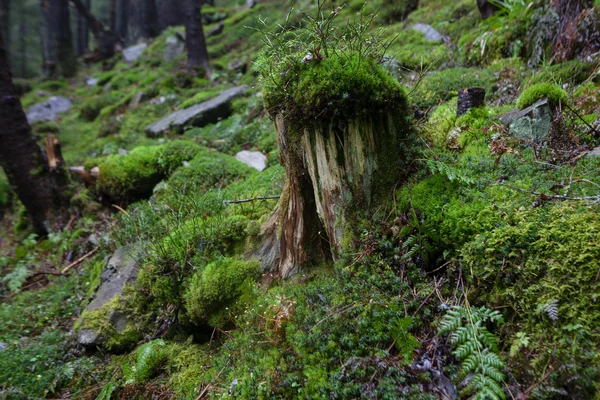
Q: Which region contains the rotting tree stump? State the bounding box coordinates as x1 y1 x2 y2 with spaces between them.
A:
266 109 413 278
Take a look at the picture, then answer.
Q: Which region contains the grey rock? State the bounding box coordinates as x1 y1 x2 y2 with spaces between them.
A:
0 342 6 351
586 146 600 157
382 56 400 79
246 0 255 8
87 78 98 86
122 43 148 63
412 23 444 42
88 234 100 246
118 148 129 155
77 246 140 347
207 21 225 37
164 36 185 62
499 98 552 143
235 150 267 171
26 96 72 123
145 85 249 137
129 91 149 109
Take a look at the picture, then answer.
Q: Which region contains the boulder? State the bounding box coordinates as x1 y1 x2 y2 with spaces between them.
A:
246 0 256 8
145 85 249 137
26 96 72 123
499 98 552 143
412 23 444 42
77 246 140 347
235 150 267 171
585 146 600 157
164 36 185 62
86 78 98 86
122 43 148 63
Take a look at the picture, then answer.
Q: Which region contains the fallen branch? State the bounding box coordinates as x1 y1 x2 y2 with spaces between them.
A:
61 246 99 274
489 180 600 203
223 195 280 206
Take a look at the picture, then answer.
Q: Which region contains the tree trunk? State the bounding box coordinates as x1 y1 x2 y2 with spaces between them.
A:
19 0 26 77
185 0 209 73
56 0 77 77
109 0 117 31
115 0 129 42
70 0 119 59
40 0 77 77
0 0 9 60
77 0 90 55
0 31 70 235
268 107 412 278
128 0 159 43
156 0 184 31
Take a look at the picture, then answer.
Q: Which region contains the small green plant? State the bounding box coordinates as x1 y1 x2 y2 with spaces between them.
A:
439 305 506 400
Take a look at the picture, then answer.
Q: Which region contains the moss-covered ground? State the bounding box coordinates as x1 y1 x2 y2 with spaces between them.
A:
1 0 600 398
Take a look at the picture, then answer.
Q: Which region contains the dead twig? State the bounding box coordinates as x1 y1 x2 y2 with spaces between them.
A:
223 196 280 206
61 246 99 274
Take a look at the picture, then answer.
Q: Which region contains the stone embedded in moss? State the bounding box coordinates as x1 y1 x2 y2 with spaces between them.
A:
516 83 568 109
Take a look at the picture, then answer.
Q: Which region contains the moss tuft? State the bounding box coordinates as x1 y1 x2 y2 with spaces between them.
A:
516 83 569 109
184 258 260 326
261 53 406 124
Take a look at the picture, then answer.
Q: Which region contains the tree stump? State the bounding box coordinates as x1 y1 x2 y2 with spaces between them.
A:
457 88 486 117
270 109 412 277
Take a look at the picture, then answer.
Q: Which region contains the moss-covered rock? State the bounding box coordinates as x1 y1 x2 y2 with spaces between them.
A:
516 83 569 109
87 140 204 202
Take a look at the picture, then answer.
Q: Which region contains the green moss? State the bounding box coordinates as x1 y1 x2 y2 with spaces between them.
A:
79 94 119 121
31 120 61 134
262 53 406 124
37 78 68 92
184 258 260 326
411 67 496 108
516 83 569 109
89 140 204 202
178 88 222 109
529 59 595 87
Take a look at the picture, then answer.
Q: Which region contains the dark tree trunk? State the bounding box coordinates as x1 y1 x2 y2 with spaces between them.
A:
56 0 77 76
40 0 57 77
70 0 119 59
156 0 184 31
128 0 159 43
18 0 26 77
185 0 209 73
0 31 70 235
40 0 77 77
77 0 90 55
0 0 9 60
109 0 117 31
115 0 129 41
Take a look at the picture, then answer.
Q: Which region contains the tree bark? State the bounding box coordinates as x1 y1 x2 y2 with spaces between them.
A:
268 107 412 277
156 0 184 31
185 0 210 73
115 0 129 42
0 0 9 60
0 31 70 235
18 0 26 77
77 0 90 55
128 0 159 43
69 0 119 59
40 0 77 77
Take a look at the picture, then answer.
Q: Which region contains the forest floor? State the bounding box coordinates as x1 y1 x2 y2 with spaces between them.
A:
1 0 600 399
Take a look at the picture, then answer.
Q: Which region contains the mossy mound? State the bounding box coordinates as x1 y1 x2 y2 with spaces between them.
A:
184 258 260 327
516 82 569 109
260 53 407 124
87 140 204 202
